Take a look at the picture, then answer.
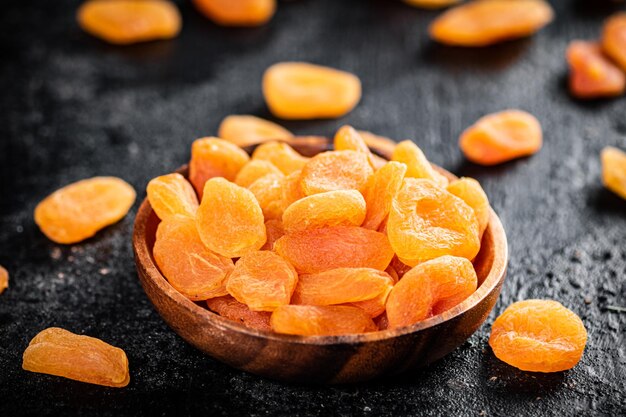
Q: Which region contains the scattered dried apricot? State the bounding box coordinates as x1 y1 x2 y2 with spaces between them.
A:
567 41 626 99
193 0 275 26
0 265 8 295
251 141 309 175
602 13 626 72
207 296 271 331
447 177 490 238
601 146 626 200
489 300 587 372
218 115 293 147
271 305 377 336
392 141 447 186
362 161 407 230
300 150 373 196
147 173 198 220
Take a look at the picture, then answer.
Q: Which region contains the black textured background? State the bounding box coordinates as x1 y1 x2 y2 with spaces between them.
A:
1 0 625 415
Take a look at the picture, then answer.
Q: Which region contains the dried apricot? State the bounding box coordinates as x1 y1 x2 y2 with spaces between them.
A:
193 0 275 26
251 141 309 175
261 219 285 251
567 41 626 99
387 178 480 266
386 256 477 328
362 161 407 230
218 115 293 147
35 177 136 244
189 137 250 199
147 173 198 220
358 130 397 158
196 178 266 257
207 296 271 331
403 0 461 9
234 160 284 188
282 190 366 233
0 265 8 295
392 141 447 186
77 0 181 45
281 170 305 208
22 328 129 388
334 125 377 168
349 283 393 318
489 300 587 372
226 251 298 311
271 305 377 336
247 173 285 220
430 0 554 47
459 110 542 165
300 150 373 196
601 146 626 200
154 215 233 300
602 13 626 72
263 62 362 119
447 177 490 238
275 226 394 274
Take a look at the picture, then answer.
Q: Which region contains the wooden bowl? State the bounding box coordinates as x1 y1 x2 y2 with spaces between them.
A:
133 136 508 384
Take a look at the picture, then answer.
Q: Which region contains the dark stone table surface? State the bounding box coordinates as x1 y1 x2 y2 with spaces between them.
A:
1 0 625 415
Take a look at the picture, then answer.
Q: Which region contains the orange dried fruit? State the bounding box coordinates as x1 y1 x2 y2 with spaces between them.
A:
601 146 626 200
193 0 275 26
362 161 407 230
218 115 293 148
207 296 271 331
196 178 266 257
300 150 373 196
358 130 397 158
77 0 181 45
271 305 377 336
251 141 309 175
275 226 394 274
403 0 461 9
34 177 136 244
447 177 490 238
263 62 362 119
387 178 480 266
334 125 377 168
22 327 129 388
282 190 366 233
226 251 298 311
392 140 447 186
261 219 285 251
154 215 233 300
281 169 305 208
234 160 284 188
189 137 250 199
429 0 554 47
386 256 477 328
0 265 8 295
247 173 285 220
348 284 393 318
459 110 543 165
489 300 587 372
602 13 626 72
147 173 199 220
566 41 626 99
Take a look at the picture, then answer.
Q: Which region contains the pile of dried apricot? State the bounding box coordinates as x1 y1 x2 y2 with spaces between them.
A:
148 126 491 336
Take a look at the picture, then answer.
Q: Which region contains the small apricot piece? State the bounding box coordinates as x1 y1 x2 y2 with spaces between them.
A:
334 125 377 168
189 137 250 199
447 177 490 238
261 219 285 250
386 256 477 328
0 265 8 294
147 173 199 220
196 178 266 258
281 170 305 208
22 328 129 388
193 0 275 27
489 300 587 372
207 296 271 331
248 173 285 220
566 41 626 99
430 0 554 47
263 62 362 119
154 215 233 300
271 305 377 336
362 161 407 230
300 151 373 196
218 115 293 148
252 141 309 175
235 160 284 188
392 141 447 186
226 251 298 311
275 226 394 274
388 179 480 266
601 146 626 200
403 0 461 9
602 13 626 72
459 110 543 165
282 190 366 233
77 0 181 45
35 177 136 244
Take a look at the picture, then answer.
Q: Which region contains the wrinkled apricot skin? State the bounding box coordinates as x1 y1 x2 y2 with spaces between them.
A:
207 296 271 331
147 173 199 220
392 141 447 186
263 62 362 119
219 115 293 148
0 265 8 294
271 305 377 336
430 0 554 47
386 256 477 328
154 215 234 300
22 328 130 388
602 13 626 72
281 170 305 209
459 110 543 165
447 177 490 238
601 146 626 200
261 219 285 251
567 41 626 99
226 251 298 312
247 174 285 220
34 177 136 244
235 160 284 188
189 137 250 199
300 151 373 196
77 0 181 45
252 141 309 175
196 178 266 258
362 161 407 230
193 0 275 27
489 300 587 372
403 0 461 9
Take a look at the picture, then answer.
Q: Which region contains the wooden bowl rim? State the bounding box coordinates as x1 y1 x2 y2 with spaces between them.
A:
133 139 508 346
